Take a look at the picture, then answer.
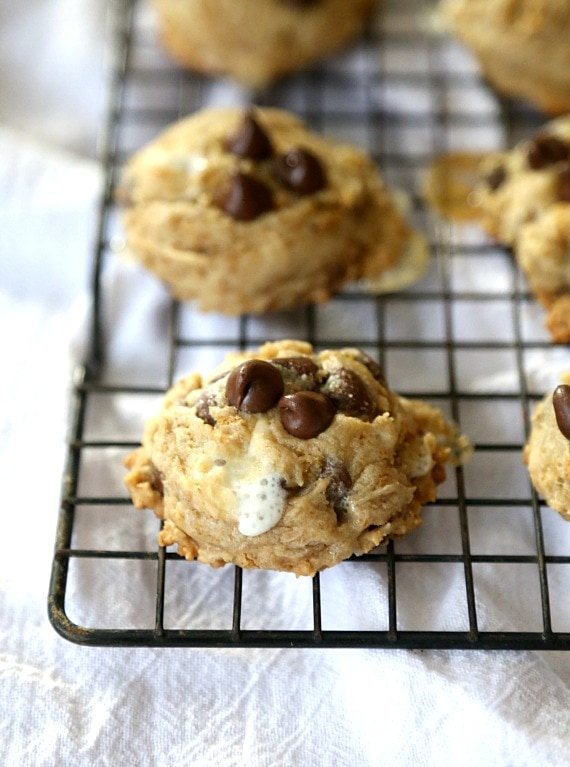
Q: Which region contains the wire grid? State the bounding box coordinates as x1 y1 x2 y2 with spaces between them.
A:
48 0 570 649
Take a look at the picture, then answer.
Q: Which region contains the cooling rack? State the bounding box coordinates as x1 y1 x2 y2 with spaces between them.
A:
48 0 570 649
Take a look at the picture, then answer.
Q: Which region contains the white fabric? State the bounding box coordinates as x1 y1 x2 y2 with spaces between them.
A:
1 2 570 766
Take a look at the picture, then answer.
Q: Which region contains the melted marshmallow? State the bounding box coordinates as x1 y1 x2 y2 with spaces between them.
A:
234 473 287 537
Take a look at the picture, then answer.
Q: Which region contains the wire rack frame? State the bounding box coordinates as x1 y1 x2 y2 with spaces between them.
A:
48 0 570 649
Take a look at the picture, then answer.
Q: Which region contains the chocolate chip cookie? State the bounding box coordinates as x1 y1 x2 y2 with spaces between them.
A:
124 341 471 576
441 0 570 115
150 0 376 87
524 373 570 520
116 107 426 315
474 116 570 343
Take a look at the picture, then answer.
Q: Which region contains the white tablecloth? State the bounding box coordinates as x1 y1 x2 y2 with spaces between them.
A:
1 2 570 765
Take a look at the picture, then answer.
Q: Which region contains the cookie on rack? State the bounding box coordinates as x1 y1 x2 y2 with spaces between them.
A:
517 206 570 343
116 106 426 315
150 0 376 87
524 373 570 520
441 0 570 115
124 341 471 577
474 116 570 343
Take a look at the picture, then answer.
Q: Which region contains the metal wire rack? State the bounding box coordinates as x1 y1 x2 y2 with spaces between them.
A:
48 0 570 649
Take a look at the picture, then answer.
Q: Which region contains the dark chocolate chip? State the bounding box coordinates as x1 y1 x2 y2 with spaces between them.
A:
322 367 377 420
486 165 507 191
320 459 353 520
527 134 570 170
278 391 336 439
353 352 387 387
553 384 570 440
274 148 326 195
226 360 284 413
557 164 570 202
215 171 274 221
195 392 217 426
225 110 273 160
149 464 164 496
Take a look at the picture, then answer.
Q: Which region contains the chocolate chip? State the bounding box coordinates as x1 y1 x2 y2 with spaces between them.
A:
225 110 273 160
320 459 352 520
215 171 274 221
274 148 326 195
527 134 569 170
486 165 507 191
195 392 217 426
278 391 336 439
553 384 570 440
322 367 377 420
353 352 387 387
226 360 284 413
557 164 570 202
149 464 164 496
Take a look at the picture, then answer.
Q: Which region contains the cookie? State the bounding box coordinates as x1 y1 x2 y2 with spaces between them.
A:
524 373 570 520
150 0 376 87
116 107 426 315
441 0 570 115
474 117 570 342
517 206 570 343
124 341 471 577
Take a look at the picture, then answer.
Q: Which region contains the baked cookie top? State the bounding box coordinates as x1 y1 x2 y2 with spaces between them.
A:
441 0 570 115
524 373 570 520
124 341 471 576
150 0 376 87
474 116 570 342
475 115 570 245
118 107 381 221
116 107 426 313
